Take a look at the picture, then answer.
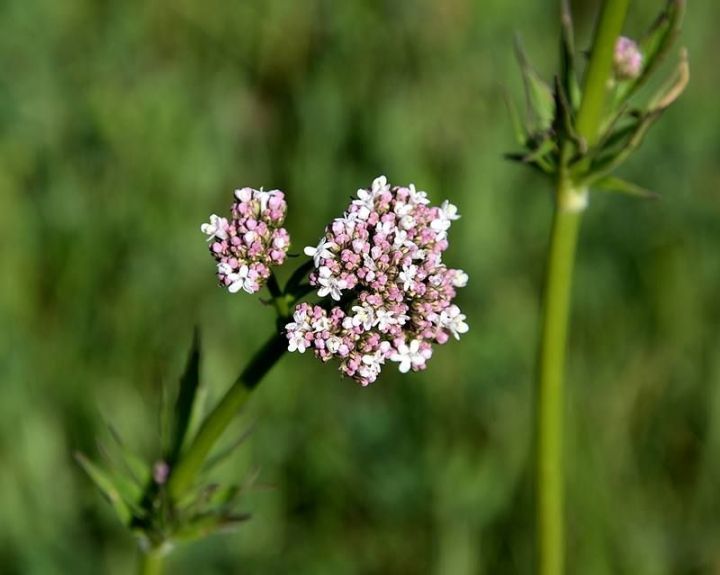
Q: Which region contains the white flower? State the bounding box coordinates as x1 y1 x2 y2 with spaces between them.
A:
317 266 347 301
394 201 413 218
311 315 331 333
255 189 271 212
286 324 308 353
371 175 390 195
390 339 432 373
391 229 408 250
234 187 253 202
407 183 429 205
226 264 255 294
398 264 418 292
326 336 343 354
201 214 229 241
439 305 469 340
304 237 336 267
358 352 384 384
399 214 416 230
431 200 460 234
375 219 395 236
375 308 408 331
452 270 469 288
351 304 376 330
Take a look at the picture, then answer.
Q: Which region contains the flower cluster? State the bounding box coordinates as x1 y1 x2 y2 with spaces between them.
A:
201 188 290 294
613 36 643 80
285 176 468 386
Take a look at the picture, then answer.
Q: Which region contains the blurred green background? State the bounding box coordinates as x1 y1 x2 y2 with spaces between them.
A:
1 0 719 573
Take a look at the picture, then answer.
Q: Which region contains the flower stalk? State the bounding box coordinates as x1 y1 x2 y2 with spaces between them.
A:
536 1 629 574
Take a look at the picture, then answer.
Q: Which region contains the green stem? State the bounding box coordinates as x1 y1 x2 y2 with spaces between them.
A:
167 331 287 499
535 3 630 573
537 181 584 575
575 0 630 146
138 548 164 575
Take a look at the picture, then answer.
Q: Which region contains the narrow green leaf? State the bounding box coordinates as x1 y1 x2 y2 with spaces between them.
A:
620 0 685 101
502 89 527 146
514 35 555 132
559 0 581 109
592 176 659 199
203 425 255 473
172 512 251 542
75 452 132 525
167 329 202 465
105 423 150 486
553 76 585 156
648 48 689 112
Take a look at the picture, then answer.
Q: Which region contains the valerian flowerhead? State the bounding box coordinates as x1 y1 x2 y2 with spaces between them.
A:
202 187 290 294
287 176 468 386
613 36 643 80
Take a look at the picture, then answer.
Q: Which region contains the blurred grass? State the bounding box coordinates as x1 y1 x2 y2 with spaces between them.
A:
1 0 719 573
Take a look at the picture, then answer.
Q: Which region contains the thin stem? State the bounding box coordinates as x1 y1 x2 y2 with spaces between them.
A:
537 181 584 575
167 332 287 499
575 0 630 146
137 548 164 575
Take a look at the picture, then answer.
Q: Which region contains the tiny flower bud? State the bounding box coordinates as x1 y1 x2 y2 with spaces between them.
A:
614 36 643 80
153 461 170 485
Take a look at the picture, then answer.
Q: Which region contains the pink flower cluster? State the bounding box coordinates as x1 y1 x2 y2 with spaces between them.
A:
201 188 290 294
285 176 468 386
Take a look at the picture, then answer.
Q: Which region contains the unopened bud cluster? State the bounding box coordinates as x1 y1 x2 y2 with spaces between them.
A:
614 36 643 80
286 176 468 386
201 188 290 294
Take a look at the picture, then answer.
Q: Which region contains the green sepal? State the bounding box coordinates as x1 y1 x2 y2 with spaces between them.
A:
591 175 659 200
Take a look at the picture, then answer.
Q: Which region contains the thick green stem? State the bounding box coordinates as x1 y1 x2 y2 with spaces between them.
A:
575 0 630 146
535 3 630 573
138 548 164 575
537 181 585 575
167 332 287 499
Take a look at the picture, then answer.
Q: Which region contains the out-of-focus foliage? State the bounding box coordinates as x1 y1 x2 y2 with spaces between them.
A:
0 0 718 573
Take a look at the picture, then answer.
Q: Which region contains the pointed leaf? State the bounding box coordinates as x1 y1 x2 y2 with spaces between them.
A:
648 48 689 112
514 35 555 132
105 423 150 485
559 0 581 109
620 0 685 101
502 90 527 146
75 452 133 525
203 425 255 473
167 330 201 465
172 512 251 542
592 176 659 200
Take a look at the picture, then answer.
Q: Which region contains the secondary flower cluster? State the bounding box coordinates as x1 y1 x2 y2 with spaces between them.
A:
201 188 290 294
285 176 468 386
